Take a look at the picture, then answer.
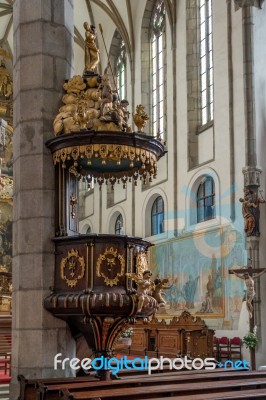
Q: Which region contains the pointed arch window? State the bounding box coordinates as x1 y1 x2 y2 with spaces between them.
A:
151 196 164 235
199 0 214 126
151 0 166 139
117 40 126 100
115 214 124 235
197 176 215 223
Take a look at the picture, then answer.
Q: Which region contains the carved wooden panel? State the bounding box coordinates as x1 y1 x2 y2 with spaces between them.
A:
158 331 181 355
131 329 147 352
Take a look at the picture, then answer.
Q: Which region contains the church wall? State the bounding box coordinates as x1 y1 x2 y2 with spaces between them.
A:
77 0 266 364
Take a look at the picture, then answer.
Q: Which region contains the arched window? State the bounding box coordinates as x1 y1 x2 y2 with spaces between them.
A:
115 214 124 235
86 226 92 234
151 0 166 139
151 196 164 235
199 0 214 126
116 40 126 100
197 176 215 223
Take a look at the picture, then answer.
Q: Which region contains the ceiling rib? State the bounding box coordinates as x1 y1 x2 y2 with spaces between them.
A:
74 26 85 49
0 3 12 10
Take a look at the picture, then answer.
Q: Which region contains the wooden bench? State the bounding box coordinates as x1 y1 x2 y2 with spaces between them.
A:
38 370 266 400
149 388 266 400
18 375 99 400
20 364 183 399
59 378 266 399
19 369 266 400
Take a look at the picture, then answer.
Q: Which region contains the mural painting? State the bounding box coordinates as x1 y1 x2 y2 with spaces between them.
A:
150 226 245 327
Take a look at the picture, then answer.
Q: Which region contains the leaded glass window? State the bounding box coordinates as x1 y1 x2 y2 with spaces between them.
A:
151 0 165 139
197 176 215 222
199 0 213 126
117 40 126 100
151 196 164 235
115 214 124 235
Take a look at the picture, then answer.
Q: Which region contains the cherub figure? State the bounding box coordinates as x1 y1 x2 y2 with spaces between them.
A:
152 278 172 306
231 268 266 318
126 270 154 312
133 105 149 132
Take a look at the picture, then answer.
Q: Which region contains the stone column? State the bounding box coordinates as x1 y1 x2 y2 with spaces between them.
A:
236 1 265 368
11 0 75 397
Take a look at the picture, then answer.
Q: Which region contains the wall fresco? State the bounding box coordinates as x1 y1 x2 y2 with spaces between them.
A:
150 226 245 328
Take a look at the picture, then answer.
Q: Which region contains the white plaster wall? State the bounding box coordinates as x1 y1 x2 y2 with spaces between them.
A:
198 127 214 164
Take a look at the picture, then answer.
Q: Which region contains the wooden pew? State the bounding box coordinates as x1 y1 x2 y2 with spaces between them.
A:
19 369 266 400
59 377 266 399
150 389 266 400
38 370 266 400
57 371 266 400
18 375 99 400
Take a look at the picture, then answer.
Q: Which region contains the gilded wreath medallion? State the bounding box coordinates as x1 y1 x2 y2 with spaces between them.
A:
96 247 125 287
60 248 85 288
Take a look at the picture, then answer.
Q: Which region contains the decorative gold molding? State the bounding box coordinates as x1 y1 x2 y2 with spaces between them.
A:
135 251 149 277
53 144 156 167
96 247 125 286
0 175 13 200
52 143 158 186
60 248 85 288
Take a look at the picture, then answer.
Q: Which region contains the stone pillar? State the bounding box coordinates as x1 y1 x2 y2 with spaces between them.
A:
236 1 265 367
11 0 75 397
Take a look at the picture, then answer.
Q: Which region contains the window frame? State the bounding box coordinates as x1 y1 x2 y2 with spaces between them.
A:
150 0 166 139
151 196 164 236
199 0 214 127
196 176 215 223
116 40 126 100
115 213 124 235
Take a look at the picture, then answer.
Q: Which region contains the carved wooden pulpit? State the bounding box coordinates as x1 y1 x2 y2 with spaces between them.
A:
43 23 166 380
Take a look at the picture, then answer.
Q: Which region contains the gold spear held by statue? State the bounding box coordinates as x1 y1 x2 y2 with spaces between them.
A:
98 23 120 103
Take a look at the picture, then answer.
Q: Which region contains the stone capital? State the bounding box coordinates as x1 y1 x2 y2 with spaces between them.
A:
242 166 262 188
234 0 264 10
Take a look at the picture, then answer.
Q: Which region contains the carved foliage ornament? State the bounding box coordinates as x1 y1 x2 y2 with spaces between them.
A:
0 59 13 99
60 248 85 287
135 251 149 277
96 247 125 287
0 176 13 200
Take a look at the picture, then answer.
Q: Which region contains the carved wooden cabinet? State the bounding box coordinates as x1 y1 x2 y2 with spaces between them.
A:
130 311 214 359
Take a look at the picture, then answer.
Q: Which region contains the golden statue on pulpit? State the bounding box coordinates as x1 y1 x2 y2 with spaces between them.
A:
83 23 100 73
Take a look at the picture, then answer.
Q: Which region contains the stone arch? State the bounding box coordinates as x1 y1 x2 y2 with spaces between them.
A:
107 207 126 235
80 220 94 234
